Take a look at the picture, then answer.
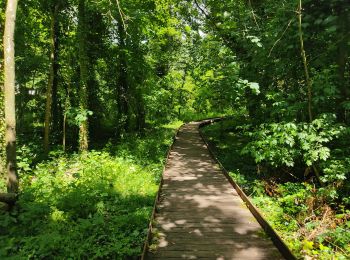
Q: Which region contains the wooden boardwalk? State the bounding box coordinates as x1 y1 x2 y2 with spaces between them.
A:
146 122 284 260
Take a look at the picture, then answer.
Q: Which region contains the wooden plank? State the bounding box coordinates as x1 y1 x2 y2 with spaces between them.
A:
153 237 274 246
155 217 258 225
199 122 297 260
148 249 283 259
154 244 278 251
145 122 286 260
155 222 259 229
154 230 264 238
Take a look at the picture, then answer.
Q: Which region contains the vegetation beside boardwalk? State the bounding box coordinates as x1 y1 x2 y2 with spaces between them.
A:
202 119 350 259
0 122 181 259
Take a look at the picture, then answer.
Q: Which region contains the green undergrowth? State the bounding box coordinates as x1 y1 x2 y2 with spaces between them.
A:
201 119 350 260
0 121 182 259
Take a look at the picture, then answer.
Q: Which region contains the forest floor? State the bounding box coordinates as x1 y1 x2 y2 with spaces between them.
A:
147 122 282 259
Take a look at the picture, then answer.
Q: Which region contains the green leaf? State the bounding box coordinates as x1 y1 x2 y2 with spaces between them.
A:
248 82 260 95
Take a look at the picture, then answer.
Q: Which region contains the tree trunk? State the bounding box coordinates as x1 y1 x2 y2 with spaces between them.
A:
178 69 187 118
3 0 18 194
298 0 313 123
0 86 5 183
117 14 129 133
44 5 59 154
62 79 71 152
0 192 16 204
51 4 61 140
78 0 89 151
336 8 350 121
135 87 145 134
0 2 6 180
0 93 5 186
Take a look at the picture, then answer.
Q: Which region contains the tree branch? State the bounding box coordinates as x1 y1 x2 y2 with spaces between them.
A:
268 18 293 57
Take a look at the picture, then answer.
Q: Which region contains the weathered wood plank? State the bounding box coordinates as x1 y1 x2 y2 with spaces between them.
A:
153 237 274 246
146 122 284 260
148 249 283 259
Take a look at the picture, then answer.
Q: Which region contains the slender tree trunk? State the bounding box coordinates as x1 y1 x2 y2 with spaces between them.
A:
51 5 60 140
62 111 66 151
44 5 59 154
134 86 145 134
0 91 4 183
178 69 187 118
0 3 6 181
3 0 18 194
298 0 313 122
0 89 5 185
78 0 89 151
62 80 71 152
336 9 350 121
1 8 5 179
298 0 323 185
62 94 67 152
117 14 129 132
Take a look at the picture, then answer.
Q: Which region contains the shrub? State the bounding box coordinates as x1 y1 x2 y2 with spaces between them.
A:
242 114 345 169
0 123 181 259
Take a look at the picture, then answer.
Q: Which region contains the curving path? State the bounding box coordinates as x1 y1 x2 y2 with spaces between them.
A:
146 122 284 260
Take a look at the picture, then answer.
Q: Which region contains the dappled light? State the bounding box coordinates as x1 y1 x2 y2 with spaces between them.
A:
202 119 350 259
146 122 283 259
1 0 349 258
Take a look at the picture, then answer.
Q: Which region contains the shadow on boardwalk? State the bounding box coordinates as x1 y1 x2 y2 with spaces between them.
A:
146 123 284 260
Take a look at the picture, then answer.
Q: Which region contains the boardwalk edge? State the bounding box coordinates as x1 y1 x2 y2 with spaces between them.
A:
198 119 297 260
140 124 184 260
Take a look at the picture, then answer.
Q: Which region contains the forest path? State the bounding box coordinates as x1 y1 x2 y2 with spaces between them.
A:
146 122 284 260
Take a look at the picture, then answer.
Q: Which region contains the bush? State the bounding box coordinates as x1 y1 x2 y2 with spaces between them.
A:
242 114 345 168
202 119 350 259
0 151 159 259
0 123 181 259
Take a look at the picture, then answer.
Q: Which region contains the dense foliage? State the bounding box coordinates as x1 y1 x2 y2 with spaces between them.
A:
202 119 350 259
0 122 181 258
1 0 350 258
196 1 350 256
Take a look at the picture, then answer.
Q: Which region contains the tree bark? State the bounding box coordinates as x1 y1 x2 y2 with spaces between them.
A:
44 4 59 154
0 192 16 204
78 0 89 151
62 78 72 152
51 4 61 140
117 13 129 132
3 0 18 194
